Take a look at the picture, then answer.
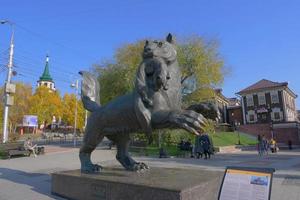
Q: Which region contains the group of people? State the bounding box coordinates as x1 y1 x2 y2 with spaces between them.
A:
257 135 279 156
194 134 214 159
178 133 214 159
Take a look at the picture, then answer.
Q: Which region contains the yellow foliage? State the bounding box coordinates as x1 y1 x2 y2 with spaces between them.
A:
62 93 85 129
29 86 63 125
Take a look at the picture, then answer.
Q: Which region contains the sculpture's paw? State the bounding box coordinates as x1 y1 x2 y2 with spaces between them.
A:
81 164 103 174
132 162 150 172
170 110 207 135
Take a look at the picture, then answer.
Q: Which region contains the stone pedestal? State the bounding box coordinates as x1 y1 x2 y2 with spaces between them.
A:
51 167 223 200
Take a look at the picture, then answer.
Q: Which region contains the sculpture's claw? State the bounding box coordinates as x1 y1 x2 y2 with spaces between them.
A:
133 162 150 172
168 110 209 135
93 164 103 172
181 123 199 136
81 163 103 174
183 110 206 127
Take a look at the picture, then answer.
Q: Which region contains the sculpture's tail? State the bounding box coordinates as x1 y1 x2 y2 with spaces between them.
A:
79 71 101 112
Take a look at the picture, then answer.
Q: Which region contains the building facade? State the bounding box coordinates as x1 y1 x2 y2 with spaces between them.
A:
227 98 244 126
37 55 56 91
213 89 230 123
237 79 297 124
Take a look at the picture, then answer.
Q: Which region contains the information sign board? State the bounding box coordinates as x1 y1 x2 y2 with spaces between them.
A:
218 166 275 200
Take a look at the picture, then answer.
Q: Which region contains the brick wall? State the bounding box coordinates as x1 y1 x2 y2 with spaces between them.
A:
237 123 300 145
273 128 300 145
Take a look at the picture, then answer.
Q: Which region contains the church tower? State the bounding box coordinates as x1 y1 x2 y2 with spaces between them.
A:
37 55 56 91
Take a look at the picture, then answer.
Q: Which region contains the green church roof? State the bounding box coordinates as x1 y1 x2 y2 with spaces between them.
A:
39 55 53 81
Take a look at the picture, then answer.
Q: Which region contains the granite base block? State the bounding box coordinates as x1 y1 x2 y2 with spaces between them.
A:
51 167 223 200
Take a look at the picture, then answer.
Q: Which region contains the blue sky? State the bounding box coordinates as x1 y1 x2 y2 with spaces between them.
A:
1 0 300 106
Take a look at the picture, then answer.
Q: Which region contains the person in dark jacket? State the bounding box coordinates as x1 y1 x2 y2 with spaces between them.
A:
195 135 203 158
200 133 212 159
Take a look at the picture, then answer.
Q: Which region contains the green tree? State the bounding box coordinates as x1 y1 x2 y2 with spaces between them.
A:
62 93 85 130
29 86 63 125
93 35 226 105
94 41 145 105
178 37 225 104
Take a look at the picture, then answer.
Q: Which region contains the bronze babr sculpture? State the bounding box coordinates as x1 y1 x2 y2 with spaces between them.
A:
79 34 207 173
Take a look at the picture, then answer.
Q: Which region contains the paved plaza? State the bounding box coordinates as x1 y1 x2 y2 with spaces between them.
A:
0 145 299 200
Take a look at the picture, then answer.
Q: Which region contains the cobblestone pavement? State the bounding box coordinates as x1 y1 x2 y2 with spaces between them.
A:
0 147 299 200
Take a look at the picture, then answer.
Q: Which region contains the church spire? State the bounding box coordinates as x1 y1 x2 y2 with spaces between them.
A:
39 54 53 81
37 54 56 91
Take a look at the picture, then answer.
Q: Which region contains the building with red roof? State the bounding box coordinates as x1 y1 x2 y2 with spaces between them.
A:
236 79 297 124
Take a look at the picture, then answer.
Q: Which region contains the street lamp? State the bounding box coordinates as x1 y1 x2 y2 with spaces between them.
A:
71 80 79 147
235 121 241 145
1 19 15 143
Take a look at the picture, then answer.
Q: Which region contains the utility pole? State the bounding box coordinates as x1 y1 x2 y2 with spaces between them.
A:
71 80 79 147
84 110 88 129
1 20 15 143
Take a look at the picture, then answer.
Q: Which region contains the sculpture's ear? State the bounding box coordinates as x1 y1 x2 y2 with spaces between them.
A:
166 33 174 44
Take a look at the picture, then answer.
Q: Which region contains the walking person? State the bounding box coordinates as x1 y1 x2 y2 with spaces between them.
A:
200 133 211 159
270 138 278 153
185 139 194 158
288 140 293 150
257 135 263 156
262 135 269 155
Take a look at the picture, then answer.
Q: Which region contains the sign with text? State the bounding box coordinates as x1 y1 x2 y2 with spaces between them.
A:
218 166 275 200
23 115 38 127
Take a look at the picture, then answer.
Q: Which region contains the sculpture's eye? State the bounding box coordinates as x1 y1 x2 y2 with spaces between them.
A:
158 42 163 47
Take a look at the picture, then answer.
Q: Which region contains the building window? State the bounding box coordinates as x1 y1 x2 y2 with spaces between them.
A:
247 110 256 123
258 93 266 105
249 114 255 122
274 112 280 120
271 91 279 104
271 107 282 121
246 95 254 107
44 83 47 87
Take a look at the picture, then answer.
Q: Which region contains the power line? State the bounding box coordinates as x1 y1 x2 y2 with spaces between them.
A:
12 56 80 83
15 23 98 65
14 64 72 84
14 48 80 76
13 53 78 77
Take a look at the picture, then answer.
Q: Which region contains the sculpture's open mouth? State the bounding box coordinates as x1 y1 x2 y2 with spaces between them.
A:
163 82 169 90
155 76 169 91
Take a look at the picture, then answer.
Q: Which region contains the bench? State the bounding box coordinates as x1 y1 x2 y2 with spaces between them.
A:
176 142 193 158
0 143 30 159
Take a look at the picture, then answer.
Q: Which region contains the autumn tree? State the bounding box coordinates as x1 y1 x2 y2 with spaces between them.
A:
29 86 63 125
93 35 226 105
62 93 85 129
9 82 33 132
0 82 32 133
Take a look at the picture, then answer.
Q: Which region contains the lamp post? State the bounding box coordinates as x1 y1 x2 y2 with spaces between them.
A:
235 121 241 145
71 80 79 147
1 20 15 143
